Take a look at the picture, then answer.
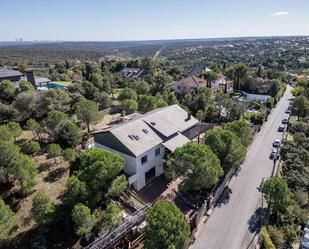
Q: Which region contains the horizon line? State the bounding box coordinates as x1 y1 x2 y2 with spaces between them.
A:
1 34 309 43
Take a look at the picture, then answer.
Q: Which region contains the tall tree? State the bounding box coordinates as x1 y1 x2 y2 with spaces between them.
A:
76 99 101 133
224 120 253 147
0 199 16 241
204 129 246 171
31 192 55 226
166 143 223 192
71 203 96 236
145 200 190 249
263 177 292 215
97 202 123 230
200 71 218 88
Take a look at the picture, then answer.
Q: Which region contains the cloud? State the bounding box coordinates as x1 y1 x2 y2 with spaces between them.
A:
270 11 289 17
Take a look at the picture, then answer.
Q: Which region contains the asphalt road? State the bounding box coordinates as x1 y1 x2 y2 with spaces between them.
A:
193 86 292 249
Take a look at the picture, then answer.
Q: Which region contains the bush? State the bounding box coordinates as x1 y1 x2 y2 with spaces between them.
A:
261 227 276 249
62 148 76 162
267 225 285 248
22 140 41 155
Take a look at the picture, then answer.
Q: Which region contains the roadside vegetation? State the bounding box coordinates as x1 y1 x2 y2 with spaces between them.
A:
261 79 309 249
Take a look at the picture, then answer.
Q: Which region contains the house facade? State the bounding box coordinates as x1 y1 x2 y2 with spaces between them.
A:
173 75 207 95
92 105 199 191
211 75 233 94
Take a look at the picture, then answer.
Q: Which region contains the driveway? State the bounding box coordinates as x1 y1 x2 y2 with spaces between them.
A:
192 86 292 249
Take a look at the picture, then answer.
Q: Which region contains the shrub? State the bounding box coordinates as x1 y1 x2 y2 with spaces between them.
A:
261 227 276 249
22 140 41 155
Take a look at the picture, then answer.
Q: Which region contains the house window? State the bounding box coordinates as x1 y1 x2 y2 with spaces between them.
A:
141 155 148 164
155 148 160 156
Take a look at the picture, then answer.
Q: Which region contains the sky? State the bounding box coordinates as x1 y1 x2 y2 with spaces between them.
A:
0 0 309 41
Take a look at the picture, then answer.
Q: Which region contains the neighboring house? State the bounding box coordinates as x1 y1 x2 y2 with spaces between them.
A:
91 105 201 191
0 68 23 82
183 66 212 76
0 67 51 89
211 75 233 94
173 75 207 94
241 91 271 102
119 67 144 79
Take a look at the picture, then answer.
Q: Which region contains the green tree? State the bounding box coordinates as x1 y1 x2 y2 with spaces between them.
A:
62 176 88 207
200 71 218 87
26 118 42 140
204 129 246 171
31 192 55 226
12 90 37 120
71 203 96 236
76 99 101 133
7 122 22 142
47 143 62 163
292 96 309 120
215 91 233 120
166 143 223 192
19 80 34 91
282 224 297 245
106 175 128 197
22 140 40 155
224 120 253 146
196 109 205 122
44 110 68 131
145 200 190 249
263 177 292 215
0 80 17 100
0 199 16 241
40 89 72 114
118 87 138 101
78 148 125 205
132 80 150 95
0 141 37 194
98 202 123 230
138 95 157 113
0 125 13 142
121 99 138 115
62 148 76 162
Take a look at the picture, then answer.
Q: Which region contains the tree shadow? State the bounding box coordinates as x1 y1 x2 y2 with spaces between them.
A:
216 186 232 207
37 162 52 173
247 207 267 233
44 168 67 183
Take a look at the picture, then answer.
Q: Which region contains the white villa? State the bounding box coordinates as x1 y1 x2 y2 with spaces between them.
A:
91 105 201 191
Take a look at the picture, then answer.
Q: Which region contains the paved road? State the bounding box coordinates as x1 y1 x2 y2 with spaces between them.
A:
193 86 292 249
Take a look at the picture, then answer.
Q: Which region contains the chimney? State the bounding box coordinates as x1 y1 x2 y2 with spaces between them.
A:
25 69 36 87
187 113 191 120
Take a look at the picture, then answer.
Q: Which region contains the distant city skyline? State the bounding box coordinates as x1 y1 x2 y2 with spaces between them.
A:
1 0 308 41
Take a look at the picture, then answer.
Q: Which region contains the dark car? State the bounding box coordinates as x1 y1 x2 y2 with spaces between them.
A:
278 125 285 132
282 117 289 124
285 109 291 114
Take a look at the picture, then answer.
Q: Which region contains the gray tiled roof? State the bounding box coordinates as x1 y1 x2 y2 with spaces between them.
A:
0 68 23 79
162 132 190 152
110 119 163 156
94 105 198 156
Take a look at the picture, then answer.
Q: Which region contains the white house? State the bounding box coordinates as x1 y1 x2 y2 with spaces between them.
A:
92 105 199 191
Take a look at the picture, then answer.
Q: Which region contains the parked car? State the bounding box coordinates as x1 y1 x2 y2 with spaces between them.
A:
282 117 289 124
278 125 285 132
304 220 309 233
269 148 279 160
301 231 309 249
273 139 281 148
285 109 291 114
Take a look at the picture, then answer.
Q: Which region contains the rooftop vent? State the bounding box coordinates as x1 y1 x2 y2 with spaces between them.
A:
150 122 156 126
142 129 149 134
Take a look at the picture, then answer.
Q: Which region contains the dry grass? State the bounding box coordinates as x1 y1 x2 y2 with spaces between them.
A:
12 154 69 237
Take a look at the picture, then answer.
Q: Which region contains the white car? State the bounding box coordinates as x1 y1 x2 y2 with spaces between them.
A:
301 231 309 249
272 139 281 148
